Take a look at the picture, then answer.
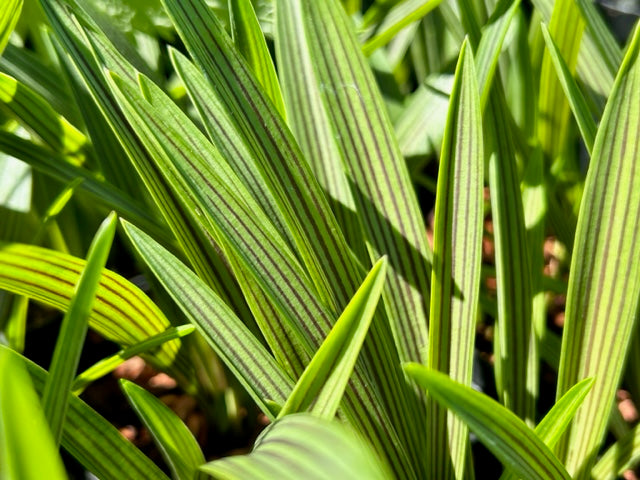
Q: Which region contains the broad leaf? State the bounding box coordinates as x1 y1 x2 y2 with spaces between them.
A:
0 0 22 55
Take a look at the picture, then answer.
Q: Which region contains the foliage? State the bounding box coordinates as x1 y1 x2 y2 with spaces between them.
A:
0 0 639 478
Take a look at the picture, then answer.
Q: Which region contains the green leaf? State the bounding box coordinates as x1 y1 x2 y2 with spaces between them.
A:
0 346 169 480
0 346 67 480
162 0 367 319
475 0 521 109
0 72 87 158
0 132 166 242
274 0 364 260
554 24 640 477
168 48 295 254
121 220 294 418
540 23 597 154
405 364 570 480
278 257 388 420
0 242 185 373
73 325 195 395
299 0 432 368
427 38 484 480
0 0 22 55
362 0 445 56
39 0 248 318
42 211 118 445
229 0 286 119
500 377 594 480
121 380 206 480
200 414 394 480
537 0 585 161
591 424 640 480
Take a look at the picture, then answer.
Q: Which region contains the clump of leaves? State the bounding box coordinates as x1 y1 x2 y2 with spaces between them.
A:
1 0 639 479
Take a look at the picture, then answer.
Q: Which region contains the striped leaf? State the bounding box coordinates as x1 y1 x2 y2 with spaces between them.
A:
0 346 66 480
278 257 388 420
405 364 570 480
0 0 21 55
554 24 640 477
301 0 432 366
591 424 640 480
362 0 445 56
457 0 536 423
427 38 484 480
274 0 364 260
162 0 366 317
0 72 86 158
540 23 597 154
121 219 294 418
229 0 286 119
200 414 394 480
500 377 594 480
39 0 249 319
0 243 185 372
168 48 295 253
73 325 195 395
537 0 585 161
282 1 429 474
121 380 207 480
110 67 415 478
1 346 169 480
42 212 117 445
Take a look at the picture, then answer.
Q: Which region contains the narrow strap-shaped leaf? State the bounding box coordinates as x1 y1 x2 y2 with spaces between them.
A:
0 132 165 242
121 380 206 480
164 49 296 254
500 377 594 480
540 23 597 154
301 0 431 369
274 0 365 261
0 346 67 480
286 2 429 474
362 0 445 56
122 220 294 418
163 0 366 316
405 364 570 480
427 38 484 480
42 212 117 445
200 414 394 480
0 72 86 157
0 243 183 370
39 0 250 320
458 0 535 422
537 0 585 161
0 0 21 55
475 0 520 109
555 24 640 477
73 325 195 395
2 346 169 480
229 0 286 119
591 424 640 480
111 71 415 479
278 257 388 420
